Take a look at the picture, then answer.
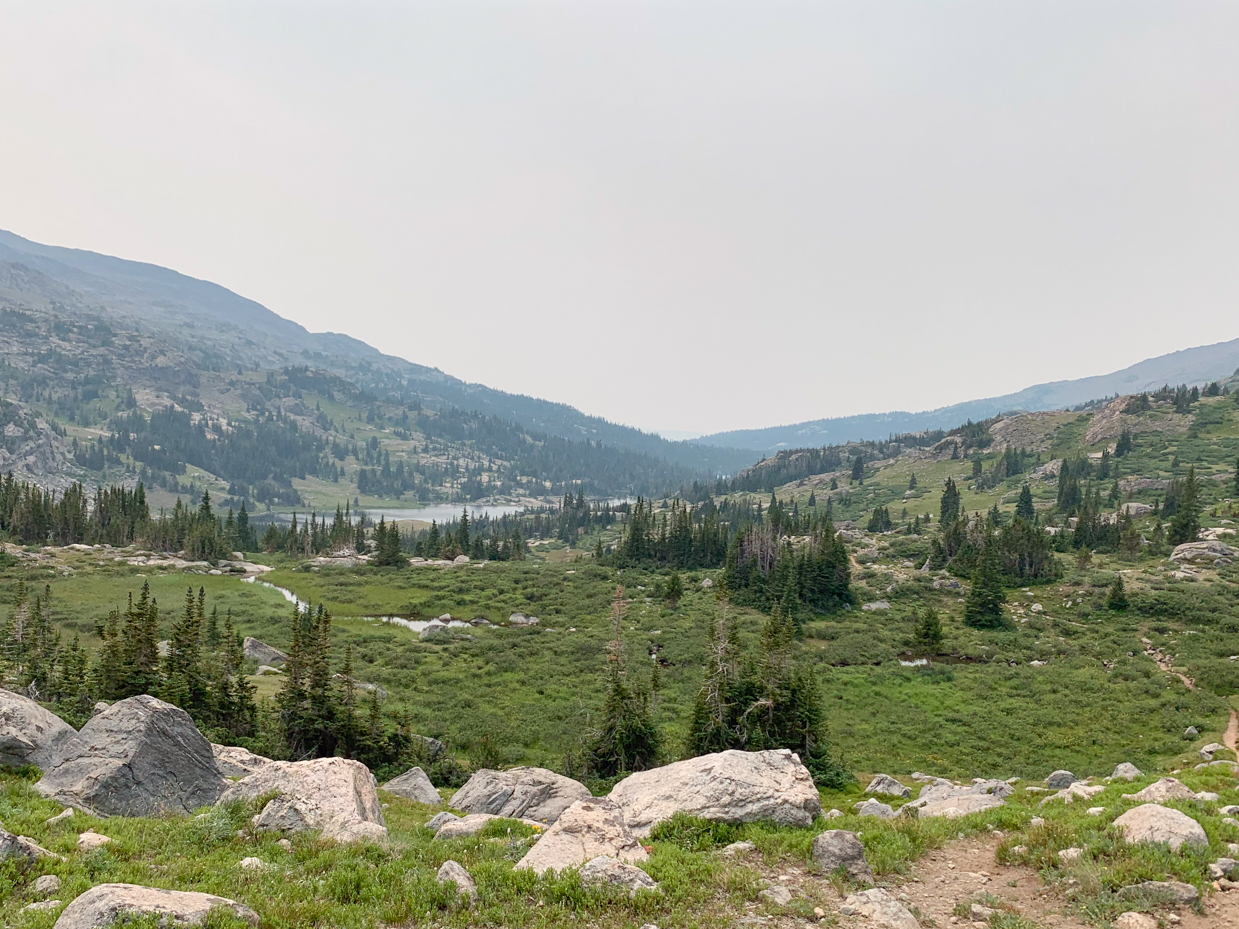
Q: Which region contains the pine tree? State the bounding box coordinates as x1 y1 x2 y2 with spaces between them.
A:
1107 575 1129 611
940 477 961 524
1015 484 1035 521
912 607 943 654
850 455 864 484
1168 465 1201 545
963 539 1006 629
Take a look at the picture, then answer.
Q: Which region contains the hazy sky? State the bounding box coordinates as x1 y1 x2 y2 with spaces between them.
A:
1 3 1237 437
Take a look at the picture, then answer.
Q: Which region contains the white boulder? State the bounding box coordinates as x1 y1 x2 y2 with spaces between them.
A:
516 798 647 874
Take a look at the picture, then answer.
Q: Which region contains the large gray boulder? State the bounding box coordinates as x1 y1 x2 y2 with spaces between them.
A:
811 830 874 885
451 766 591 824
840 888 919 929
211 744 272 779
516 798 647 874
1045 770 1078 789
0 825 59 865
50 883 258 929
1113 803 1208 851
1171 540 1235 565
382 766 441 804
35 695 224 816
436 860 477 902
0 688 78 771
608 749 821 837
865 774 910 798
1111 762 1143 781
432 812 544 839
218 756 387 843
1121 777 1198 803
242 637 287 665
578 856 658 895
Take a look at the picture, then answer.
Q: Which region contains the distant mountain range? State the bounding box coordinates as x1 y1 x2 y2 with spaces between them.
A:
695 338 1239 455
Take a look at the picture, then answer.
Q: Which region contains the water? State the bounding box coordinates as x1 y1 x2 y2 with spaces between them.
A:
239 576 478 633
899 658 929 667
242 576 308 611
252 503 528 525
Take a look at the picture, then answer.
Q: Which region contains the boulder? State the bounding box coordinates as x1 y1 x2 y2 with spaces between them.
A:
437 860 477 902
0 826 59 865
1111 762 1143 781
425 811 460 833
861 600 891 611
419 621 449 640
1040 782 1105 806
1121 777 1198 803
854 799 896 819
811 830 874 885
508 612 539 626
1209 857 1237 880
36 874 63 896
1184 726 1199 738
761 884 793 905
1045 770 1078 789
1113 804 1207 851
211 744 272 779
0 688 78 771
516 798 647 874
1171 540 1235 564
914 794 1005 818
77 831 110 852
413 735 447 761
36 695 224 816
50 883 258 929
242 637 287 665
903 779 1009 818
722 840 756 855
451 766 591 824
217 756 387 843
578 855 658 895
607 749 821 836
1115 914 1156 929
840 888 919 929
1200 742 1227 760
433 812 543 840
1116 880 1199 905
865 774 910 798
382 766 441 804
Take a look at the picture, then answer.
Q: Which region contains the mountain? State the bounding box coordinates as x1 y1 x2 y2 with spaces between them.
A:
695 337 1239 455
0 229 752 479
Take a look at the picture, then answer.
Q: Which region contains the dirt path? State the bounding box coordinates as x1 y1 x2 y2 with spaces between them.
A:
1226 708 1238 755
1145 643 1196 691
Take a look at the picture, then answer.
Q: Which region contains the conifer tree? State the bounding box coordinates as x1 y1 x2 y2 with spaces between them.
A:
963 538 1006 629
1015 484 1035 521
1168 465 1201 545
912 607 943 654
940 477 961 524
1107 575 1129 611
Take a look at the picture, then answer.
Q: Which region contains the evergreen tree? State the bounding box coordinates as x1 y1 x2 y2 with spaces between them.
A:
1168 465 1201 546
850 455 864 484
908 473 918 490
963 538 1006 629
940 477 961 524
1107 575 1129 611
1015 484 1035 521
912 607 943 654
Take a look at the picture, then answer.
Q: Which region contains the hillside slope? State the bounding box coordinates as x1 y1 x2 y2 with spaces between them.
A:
696 337 1239 454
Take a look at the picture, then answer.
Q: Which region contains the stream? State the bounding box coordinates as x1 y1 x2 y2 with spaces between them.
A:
240 576 473 632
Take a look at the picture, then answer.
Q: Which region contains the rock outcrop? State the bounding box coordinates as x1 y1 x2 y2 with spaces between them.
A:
1113 804 1208 851
1 688 78 771
242 637 288 665
840 888 919 929
608 749 821 837
579 856 658 895
218 756 387 843
1170 540 1235 565
1121 777 1198 803
211 744 272 779
865 774 910 798
903 779 1010 818
432 812 544 839
0 826 59 865
516 798 647 874
382 766 441 804
50 883 258 929
451 766 591 824
36 695 224 816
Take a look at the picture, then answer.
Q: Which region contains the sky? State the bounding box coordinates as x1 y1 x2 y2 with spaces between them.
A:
1 3 1237 438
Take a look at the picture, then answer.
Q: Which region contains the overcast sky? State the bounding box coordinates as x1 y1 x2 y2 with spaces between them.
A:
1 3 1237 437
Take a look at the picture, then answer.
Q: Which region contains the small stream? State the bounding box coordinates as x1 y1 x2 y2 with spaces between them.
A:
240 576 473 633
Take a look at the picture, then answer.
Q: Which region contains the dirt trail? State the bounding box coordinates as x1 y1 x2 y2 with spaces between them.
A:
1145 643 1196 691
1226 708 1239 755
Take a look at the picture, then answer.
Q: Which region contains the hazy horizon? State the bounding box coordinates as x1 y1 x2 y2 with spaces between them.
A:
2 3 1237 435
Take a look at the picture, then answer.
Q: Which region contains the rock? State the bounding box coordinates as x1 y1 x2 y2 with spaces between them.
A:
932 578 961 590
437 860 477 901
37 696 224 818
701 578 714 588
1040 782 1106 806
1114 914 1157 929
419 621 449 640
970 903 995 920
217 756 387 843
433 812 543 839
239 857 265 870
36 874 63 896
1058 847 1083 863
382 766 441 804
1113 804 1207 851
1087 806 1106 816
914 794 1005 818
722 840 756 855
608 749 821 836
507 612 539 626
453 554 470 564
77 831 111 851
211 744 272 779
841 888 920 929
1121 777 1198 803
451 767 591 824
242 637 287 665
425 811 460 833
865 774 910 798
825 808 843 819
50 883 259 928
1184 726 1199 738
578 855 658 895
412 735 447 761
1197 791 1220 803
854 798 896 819
1222 806 1239 816
811 830 874 885
1209 858 1237 880
277 838 292 851
903 779 1009 818
91 703 109 717
861 600 891 611
1045 770 1078 789
45 808 73 825
1112 762 1143 781
0 826 59 864
516 798 647 874
1200 742 1227 760
24 900 62 913
1171 540 1235 564
761 884 793 905
1 689 78 772
254 665 281 676
1116 880 1199 905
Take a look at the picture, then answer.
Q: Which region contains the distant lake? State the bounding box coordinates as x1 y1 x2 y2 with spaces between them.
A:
252 503 529 525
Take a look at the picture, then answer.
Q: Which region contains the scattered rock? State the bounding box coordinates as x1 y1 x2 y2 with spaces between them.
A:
1115 914 1157 929
1184 726 1199 738
516 798 646 874
50 883 259 928
1113 804 1207 851
425 811 460 833
433 812 542 839
23 900 61 913
1170 540 1235 565
853 798 896 819
903 779 1009 818
1200 742 1228 760
1112 762 1143 781
45 808 74 826
1045 770 1079 789
507 612 539 626
970 903 995 920
218 756 387 843
0 688 79 771
865 774 910 798
1209 858 1237 880
451 766 591 824
1040 782 1105 806
579 855 658 895
35 874 63 896
761 884 793 906
861 600 891 611
811 830 874 885
1058 847 1084 863
825 808 843 819
77 831 111 851
419 621 449 640
254 665 281 676
1121 777 1198 803
840 888 919 929
36 695 224 816
239 857 265 871
437 860 477 902
0 826 59 864
1116 880 1199 905
608 749 821 836
722 840 756 855
382 766 441 804
701 578 714 589
211 744 272 779
1087 806 1106 816
242 637 288 665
